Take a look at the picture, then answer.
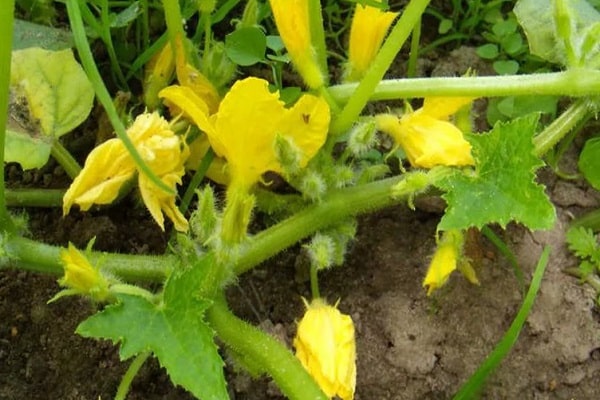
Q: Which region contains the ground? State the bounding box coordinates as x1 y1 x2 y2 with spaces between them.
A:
2 161 600 399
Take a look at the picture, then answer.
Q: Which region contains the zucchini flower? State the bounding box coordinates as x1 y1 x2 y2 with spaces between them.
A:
161 77 329 242
294 298 356 400
63 112 190 232
376 97 475 169
344 0 398 82
424 229 479 295
268 0 324 89
56 243 110 302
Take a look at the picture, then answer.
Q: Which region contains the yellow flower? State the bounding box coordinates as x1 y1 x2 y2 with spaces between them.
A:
160 77 329 242
268 0 324 89
345 1 398 82
58 243 110 301
63 112 190 232
376 97 475 168
294 298 356 400
423 229 479 295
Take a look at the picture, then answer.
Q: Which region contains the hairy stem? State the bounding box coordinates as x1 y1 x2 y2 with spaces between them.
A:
207 295 328 400
328 69 600 102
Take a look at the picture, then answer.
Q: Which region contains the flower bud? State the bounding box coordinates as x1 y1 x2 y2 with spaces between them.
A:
190 186 220 244
57 243 110 302
299 170 327 201
294 298 356 400
347 120 378 156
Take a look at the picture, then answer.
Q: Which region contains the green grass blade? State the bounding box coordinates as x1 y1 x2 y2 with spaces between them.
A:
453 245 550 400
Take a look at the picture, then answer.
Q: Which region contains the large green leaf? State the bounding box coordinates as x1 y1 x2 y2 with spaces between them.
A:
77 254 229 400
436 114 555 231
514 0 600 67
7 47 94 169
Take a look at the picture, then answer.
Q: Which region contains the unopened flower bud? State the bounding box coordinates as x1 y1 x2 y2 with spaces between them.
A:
294 298 356 400
347 120 378 156
300 170 327 201
190 186 220 244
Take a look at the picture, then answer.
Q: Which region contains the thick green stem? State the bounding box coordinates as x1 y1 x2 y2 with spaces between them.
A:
236 175 402 275
533 98 594 156
65 0 173 195
329 0 431 136
3 235 173 282
207 295 328 400
5 189 64 207
0 0 16 232
328 68 600 102
4 176 403 282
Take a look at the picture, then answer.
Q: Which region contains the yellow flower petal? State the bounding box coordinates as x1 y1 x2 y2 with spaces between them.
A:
278 93 330 168
159 85 212 131
423 239 457 295
423 230 467 295
139 171 188 232
294 298 356 400
63 139 136 214
399 114 474 168
144 39 176 109
268 0 324 89
421 97 474 120
346 1 398 82
59 243 110 301
376 98 475 169
63 112 190 232
174 35 220 113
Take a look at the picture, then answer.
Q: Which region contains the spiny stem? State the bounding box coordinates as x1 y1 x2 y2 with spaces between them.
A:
207 295 328 400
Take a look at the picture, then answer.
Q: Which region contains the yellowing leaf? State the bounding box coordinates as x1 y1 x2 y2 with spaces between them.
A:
6 47 94 170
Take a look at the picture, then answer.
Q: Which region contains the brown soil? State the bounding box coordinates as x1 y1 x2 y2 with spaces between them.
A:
2 160 600 399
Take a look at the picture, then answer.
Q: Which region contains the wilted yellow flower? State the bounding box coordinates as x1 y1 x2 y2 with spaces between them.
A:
345 1 398 82
144 40 176 109
58 243 110 301
294 298 356 400
423 229 480 295
161 77 330 242
376 97 475 168
63 112 189 232
268 0 324 89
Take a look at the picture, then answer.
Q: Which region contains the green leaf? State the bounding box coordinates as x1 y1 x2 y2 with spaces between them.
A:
225 26 267 66
7 47 94 169
436 114 555 231
13 19 73 50
566 226 600 263
438 18 453 34
77 255 228 400
501 32 524 55
579 137 600 191
514 0 600 67
476 43 499 59
493 59 519 74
